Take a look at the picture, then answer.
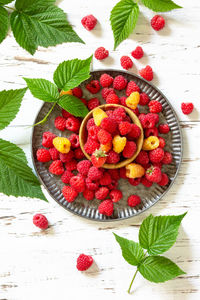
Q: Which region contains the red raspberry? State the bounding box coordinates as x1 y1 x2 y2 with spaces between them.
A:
113 75 127 90
149 147 164 163
126 81 140 96
145 165 162 183
74 148 85 160
83 189 94 201
66 116 80 132
139 65 153 81
161 151 172 164
87 118 95 130
112 107 126 122
49 160 64 175
153 162 163 169
148 100 162 113
80 98 87 106
100 73 113 87
77 160 92 176
65 159 77 171
108 179 118 190
110 189 122 203
87 98 100 111
42 131 56 148
140 113 156 129
94 47 109 60
95 187 109 200
128 124 141 140
120 56 133 70
141 177 153 187
158 136 166 148
84 139 100 155
33 214 48 230
127 195 141 207
97 129 112 145
136 150 149 165
181 102 194 115
108 169 120 181
88 126 100 141
158 123 170 134
131 46 144 59
88 166 103 181
62 109 72 119
151 15 165 31
101 88 114 100
139 93 149 105
128 178 141 186
145 127 158 138
107 150 120 164
106 93 119 104
70 175 85 193
149 113 159 124
85 178 99 191
72 87 83 98
120 96 127 106
86 80 101 94
62 185 78 202
49 147 59 160
81 14 97 31
132 107 140 116
119 121 132 135
99 172 112 186
123 141 137 158
69 134 80 148
76 253 93 271
36 148 51 162
61 170 74 184
119 167 127 179
98 199 114 216
54 116 66 131
100 117 117 134
59 151 74 163
158 173 169 186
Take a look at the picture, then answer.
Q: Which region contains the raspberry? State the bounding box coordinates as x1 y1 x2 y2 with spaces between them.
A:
83 189 94 201
59 151 74 163
98 129 112 145
142 136 159 151
181 102 194 115
142 114 157 129
77 160 92 176
110 189 122 203
119 121 132 135
145 165 162 183
69 134 79 148
148 100 162 113
158 136 166 148
87 98 100 111
74 148 85 160
65 159 77 171
98 199 114 216
141 177 153 187
106 150 120 164
119 167 127 179
54 116 66 131
81 14 97 31
113 135 127 154
149 113 159 124
93 107 108 126
112 107 126 122
86 80 100 94
94 47 109 60
77 253 93 271
33 214 48 230
66 116 80 132
158 173 169 186
126 92 140 110
106 93 119 104
131 46 144 59
61 109 72 119
100 140 112 153
108 169 120 181
120 56 133 70
87 125 99 141
126 81 140 96
72 87 83 98
101 89 113 101
145 127 158 137
87 118 95 130
49 147 59 160
61 170 74 184
95 187 109 200
36 148 51 162
127 195 141 207
149 147 164 163
108 179 118 190
42 131 56 148
151 15 165 31
100 117 117 134
120 96 127 106
136 150 149 166
85 178 99 191
70 175 85 193
53 137 71 154
161 151 172 164
91 148 107 168
128 178 141 186
100 73 113 87
84 139 100 155
132 107 140 116
139 65 153 81
88 166 103 181
126 163 145 179
49 160 64 175
80 98 87 106
113 75 127 90
139 93 149 105
158 123 170 134
62 185 78 202
123 141 137 158
128 124 141 140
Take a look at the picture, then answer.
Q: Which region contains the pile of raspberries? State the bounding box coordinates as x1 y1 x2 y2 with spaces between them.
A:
36 73 173 217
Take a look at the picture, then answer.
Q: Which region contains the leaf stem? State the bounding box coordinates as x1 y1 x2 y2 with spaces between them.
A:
127 268 138 294
3 5 15 11
31 102 57 127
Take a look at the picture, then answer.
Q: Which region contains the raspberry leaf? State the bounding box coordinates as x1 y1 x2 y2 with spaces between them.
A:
110 0 139 50
0 0 13 4
53 56 92 91
141 0 182 12
23 78 59 102
0 139 47 201
113 233 145 266
0 88 27 130
0 6 9 43
138 256 185 283
139 213 187 255
58 94 89 118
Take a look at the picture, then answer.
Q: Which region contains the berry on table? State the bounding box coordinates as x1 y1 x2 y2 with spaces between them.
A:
98 199 114 216
110 189 122 203
113 75 127 90
145 165 162 183
74 148 85 160
128 178 141 186
81 14 97 31
69 134 80 148
141 177 153 188
139 65 153 81
86 80 101 94
149 147 164 163
36 148 51 162
62 185 78 202
100 172 112 186
53 137 71 154
139 93 150 105
148 100 162 113
158 136 166 148
158 123 170 134
127 195 141 207
151 15 165 31
181 102 194 115
33 214 48 230
65 159 77 171
126 92 140 110
59 151 74 163
61 170 74 184
77 160 92 176
54 116 66 131
100 73 113 87
62 109 72 119
49 160 64 175
70 176 85 193
120 56 133 70
88 166 103 181
136 150 149 166
126 163 145 179
145 127 158 138
158 173 169 186
49 147 59 161
161 151 172 164
95 187 109 200
101 87 114 100
126 81 140 96
66 116 80 132
106 92 119 104
83 189 95 201
42 131 56 148
72 87 83 98
87 97 100 111
142 136 160 151
94 47 109 60
131 46 144 59
108 169 120 181
76 254 93 271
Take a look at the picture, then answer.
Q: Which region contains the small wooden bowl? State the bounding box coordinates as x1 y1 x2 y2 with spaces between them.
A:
79 104 144 169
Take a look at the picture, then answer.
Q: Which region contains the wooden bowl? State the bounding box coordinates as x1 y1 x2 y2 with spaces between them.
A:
79 104 144 169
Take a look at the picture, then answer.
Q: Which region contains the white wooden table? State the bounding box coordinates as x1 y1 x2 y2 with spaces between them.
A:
0 0 200 299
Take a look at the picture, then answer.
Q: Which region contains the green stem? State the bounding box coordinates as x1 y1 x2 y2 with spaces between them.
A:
31 102 57 127
127 269 138 294
3 5 15 11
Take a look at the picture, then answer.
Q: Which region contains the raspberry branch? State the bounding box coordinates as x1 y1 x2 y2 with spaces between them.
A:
128 269 138 294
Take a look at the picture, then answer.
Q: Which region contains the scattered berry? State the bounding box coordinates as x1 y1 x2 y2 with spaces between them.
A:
145 165 162 183
86 80 101 94
158 173 169 186
100 172 112 186
66 116 80 132
83 189 95 201
158 123 170 134
100 73 113 87
42 131 56 148
148 100 162 113
151 15 165 31
70 175 85 193
119 167 127 179
72 87 83 98
131 46 144 59
65 159 77 171
128 178 141 186
49 160 64 175
98 199 114 216
123 141 137 158
49 147 59 160
181 102 194 115
145 127 158 137
139 93 149 105
126 92 140 110
139 65 153 81
113 75 127 90
94 47 109 60
126 163 145 179
88 166 103 181
161 151 172 164
61 170 74 184
142 136 159 151
120 56 133 70
110 189 122 203
36 148 51 162
158 136 166 148
81 14 97 31
74 148 85 160
141 177 153 187
127 195 141 207
95 187 109 200
120 96 127 106
77 160 92 176
62 185 78 202
101 87 114 100
149 147 164 163
106 92 119 104
108 179 118 190
136 150 149 166
85 178 99 191
69 134 80 148
62 109 72 119
108 169 120 181
59 151 74 163
53 136 71 154
54 116 66 131
87 97 100 111
33 214 48 230
76 254 93 271
126 81 140 96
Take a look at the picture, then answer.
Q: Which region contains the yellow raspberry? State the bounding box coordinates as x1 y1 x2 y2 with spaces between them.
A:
113 135 127 153
93 108 108 126
126 163 145 179
126 92 140 109
60 89 73 97
142 136 159 151
53 137 71 154
101 141 112 153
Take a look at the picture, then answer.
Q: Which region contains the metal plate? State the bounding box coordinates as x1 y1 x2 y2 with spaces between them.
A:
31 70 182 221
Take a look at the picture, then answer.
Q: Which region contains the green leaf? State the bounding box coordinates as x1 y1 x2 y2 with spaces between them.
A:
138 256 185 283
53 56 92 91
0 139 47 201
0 6 9 43
110 0 139 50
15 0 56 10
58 94 89 118
0 0 13 4
113 233 145 266
0 88 27 130
139 213 187 255
141 0 182 12
23 78 59 102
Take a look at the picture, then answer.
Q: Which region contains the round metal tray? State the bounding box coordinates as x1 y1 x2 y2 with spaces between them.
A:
31 70 182 221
